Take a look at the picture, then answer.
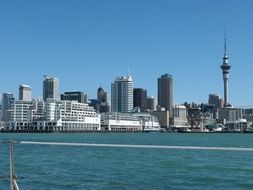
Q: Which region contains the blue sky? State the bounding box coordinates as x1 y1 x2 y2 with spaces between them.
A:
0 0 253 106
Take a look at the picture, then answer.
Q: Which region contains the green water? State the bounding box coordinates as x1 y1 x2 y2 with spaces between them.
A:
0 133 253 190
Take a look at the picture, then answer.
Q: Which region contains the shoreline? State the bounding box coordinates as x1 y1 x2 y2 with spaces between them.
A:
1 130 252 134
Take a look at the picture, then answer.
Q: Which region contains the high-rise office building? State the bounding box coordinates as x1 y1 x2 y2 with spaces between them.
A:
158 74 173 116
220 35 231 107
111 76 133 113
19 84 32 101
61 91 87 103
1 93 15 122
133 88 147 111
208 94 223 111
147 96 155 111
97 87 108 103
43 75 59 101
97 87 109 113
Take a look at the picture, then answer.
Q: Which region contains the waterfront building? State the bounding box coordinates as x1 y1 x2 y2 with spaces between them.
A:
6 100 100 132
10 100 34 122
6 99 46 131
151 109 170 130
226 119 250 132
1 93 15 122
101 113 141 131
19 84 32 101
45 100 100 131
133 112 160 132
220 35 231 107
242 108 253 125
133 88 147 111
31 98 45 121
158 74 173 117
43 75 59 101
173 105 187 118
101 112 160 131
111 76 133 113
173 105 188 124
171 105 189 131
61 91 87 103
97 87 110 113
147 96 155 111
219 107 243 124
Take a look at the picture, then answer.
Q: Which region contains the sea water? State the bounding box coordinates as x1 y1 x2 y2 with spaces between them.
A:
0 133 253 190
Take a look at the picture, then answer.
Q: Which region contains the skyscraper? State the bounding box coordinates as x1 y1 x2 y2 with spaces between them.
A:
158 74 173 116
19 84 32 101
208 94 223 111
111 76 133 113
208 94 223 119
220 35 231 107
147 96 155 111
1 93 15 121
97 87 108 103
97 87 109 113
133 88 147 111
43 75 59 101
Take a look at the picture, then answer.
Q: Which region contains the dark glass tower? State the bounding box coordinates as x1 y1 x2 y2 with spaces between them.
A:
158 74 173 116
133 88 147 111
97 87 109 113
61 91 87 103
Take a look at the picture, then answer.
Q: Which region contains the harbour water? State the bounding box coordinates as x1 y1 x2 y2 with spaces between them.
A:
1 133 253 190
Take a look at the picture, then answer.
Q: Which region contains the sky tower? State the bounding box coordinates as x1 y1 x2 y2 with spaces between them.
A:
220 35 231 107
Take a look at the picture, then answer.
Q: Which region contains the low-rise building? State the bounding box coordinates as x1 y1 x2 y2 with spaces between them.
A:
151 110 170 130
226 119 251 132
101 112 142 131
45 100 101 131
171 105 189 131
10 100 34 122
101 112 160 132
219 107 243 124
6 100 100 132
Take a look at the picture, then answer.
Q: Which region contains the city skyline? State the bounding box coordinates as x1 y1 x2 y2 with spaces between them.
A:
1 1 253 106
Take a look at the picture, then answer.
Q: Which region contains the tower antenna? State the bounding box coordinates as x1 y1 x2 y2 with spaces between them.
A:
224 31 227 55
127 66 131 76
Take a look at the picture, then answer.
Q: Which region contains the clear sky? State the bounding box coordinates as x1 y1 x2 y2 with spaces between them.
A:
0 0 253 106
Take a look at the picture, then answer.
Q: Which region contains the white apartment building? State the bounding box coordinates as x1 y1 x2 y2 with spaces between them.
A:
5 100 34 131
45 100 100 131
10 100 34 122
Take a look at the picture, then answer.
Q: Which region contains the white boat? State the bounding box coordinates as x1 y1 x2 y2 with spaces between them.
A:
143 126 161 132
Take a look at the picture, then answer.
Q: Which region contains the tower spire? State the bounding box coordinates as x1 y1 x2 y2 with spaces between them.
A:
224 32 227 55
